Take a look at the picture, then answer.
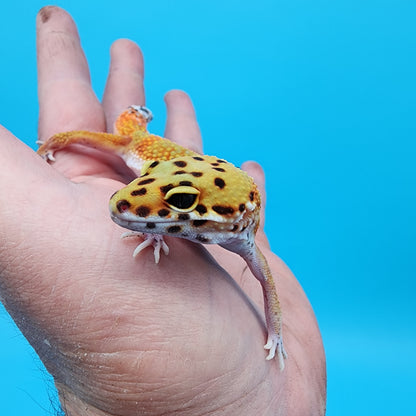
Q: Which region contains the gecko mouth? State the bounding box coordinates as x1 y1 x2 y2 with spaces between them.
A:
110 212 217 245
110 212 203 234
110 210 248 242
111 214 180 227
110 210 253 248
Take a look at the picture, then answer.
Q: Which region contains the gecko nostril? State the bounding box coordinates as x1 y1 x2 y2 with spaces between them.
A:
116 199 131 213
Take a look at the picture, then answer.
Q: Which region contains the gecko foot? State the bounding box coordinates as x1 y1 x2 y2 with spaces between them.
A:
264 333 288 371
42 152 56 162
36 140 56 162
121 232 169 264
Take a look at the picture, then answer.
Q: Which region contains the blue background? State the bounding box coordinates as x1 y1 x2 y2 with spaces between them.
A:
0 1 415 414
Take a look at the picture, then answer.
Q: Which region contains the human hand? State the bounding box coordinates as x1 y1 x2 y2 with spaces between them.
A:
0 6 326 416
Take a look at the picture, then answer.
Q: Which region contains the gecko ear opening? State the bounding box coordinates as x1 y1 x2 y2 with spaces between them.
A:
164 186 200 212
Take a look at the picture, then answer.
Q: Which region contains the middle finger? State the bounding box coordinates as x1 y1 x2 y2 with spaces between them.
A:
102 39 145 132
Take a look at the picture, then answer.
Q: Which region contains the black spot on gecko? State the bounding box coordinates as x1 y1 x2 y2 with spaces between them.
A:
131 188 147 196
193 220 208 227
179 181 193 186
137 178 155 185
195 204 207 215
174 160 187 167
158 209 170 217
196 235 209 243
116 199 131 213
167 225 181 233
136 206 151 217
212 205 235 215
149 161 159 168
190 172 203 177
213 167 226 172
193 156 204 161
146 222 156 229
249 191 255 201
214 177 226 189
160 184 174 195
216 159 227 164
174 170 187 175
239 203 246 212
178 213 190 221
211 162 220 166
232 224 239 232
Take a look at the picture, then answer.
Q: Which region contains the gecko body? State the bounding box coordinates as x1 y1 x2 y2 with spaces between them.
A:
38 106 287 369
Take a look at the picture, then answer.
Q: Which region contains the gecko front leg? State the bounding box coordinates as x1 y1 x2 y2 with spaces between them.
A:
247 244 287 369
223 240 287 370
121 232 169 264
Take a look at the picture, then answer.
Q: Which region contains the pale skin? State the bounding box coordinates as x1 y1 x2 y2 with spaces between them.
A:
0 6 326 416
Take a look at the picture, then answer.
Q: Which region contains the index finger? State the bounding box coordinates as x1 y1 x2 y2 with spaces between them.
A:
37 6 104 140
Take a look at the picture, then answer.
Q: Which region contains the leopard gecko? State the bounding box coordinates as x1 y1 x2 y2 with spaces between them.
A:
37 106 287 369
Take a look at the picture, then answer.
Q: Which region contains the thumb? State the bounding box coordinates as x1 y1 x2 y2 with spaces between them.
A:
0 124 61 188
0 124 67 247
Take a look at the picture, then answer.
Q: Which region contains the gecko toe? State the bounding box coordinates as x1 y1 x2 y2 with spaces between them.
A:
124 233 169 263
264 333 287 370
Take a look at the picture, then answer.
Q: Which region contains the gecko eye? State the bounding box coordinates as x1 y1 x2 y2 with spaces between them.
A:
167 193 197 209
164 186 200 212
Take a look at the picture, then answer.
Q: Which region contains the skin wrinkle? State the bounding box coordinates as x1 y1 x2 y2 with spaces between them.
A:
200 244 266 330
0 243 65 324
58 354 202 416
166 366 240 405
47 268 215 355
178 370 280 416
100 366 245 416
56 312 263 414
37 27 88 82
152 324 280 415
42 30 81 59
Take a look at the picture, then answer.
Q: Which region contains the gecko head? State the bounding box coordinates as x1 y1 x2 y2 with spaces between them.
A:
128 105 153 122
109 155 261 244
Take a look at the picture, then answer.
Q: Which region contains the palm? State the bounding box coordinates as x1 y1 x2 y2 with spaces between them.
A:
29 156 279 412
0 6 326 415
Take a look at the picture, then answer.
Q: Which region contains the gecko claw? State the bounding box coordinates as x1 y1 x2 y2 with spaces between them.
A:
45 152 56 162
38 150 56 162
264 333 287 371
36 140 57 162
122 232 169 263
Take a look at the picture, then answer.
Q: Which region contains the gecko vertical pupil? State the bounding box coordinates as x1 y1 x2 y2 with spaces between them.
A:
166 193 197 209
